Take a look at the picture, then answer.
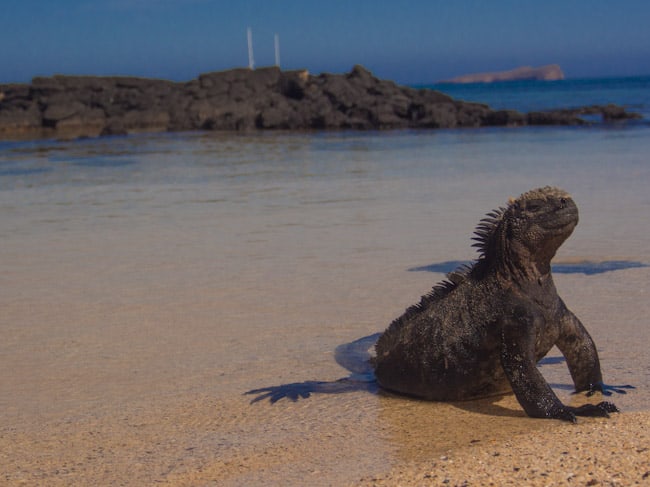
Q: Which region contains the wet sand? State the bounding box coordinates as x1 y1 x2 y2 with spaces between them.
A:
1 132 649 485
2 212 648 485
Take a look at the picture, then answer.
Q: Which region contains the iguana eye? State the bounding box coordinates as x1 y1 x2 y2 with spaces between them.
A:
526 202 542 212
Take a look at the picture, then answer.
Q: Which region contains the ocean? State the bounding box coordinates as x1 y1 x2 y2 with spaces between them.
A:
431 75 650 118
1 76 649 484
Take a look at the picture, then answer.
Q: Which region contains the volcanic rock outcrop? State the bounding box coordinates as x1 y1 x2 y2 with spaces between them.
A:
0 65 640 140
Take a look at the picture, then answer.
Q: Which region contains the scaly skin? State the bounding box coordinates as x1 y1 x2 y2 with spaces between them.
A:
374 186 630 421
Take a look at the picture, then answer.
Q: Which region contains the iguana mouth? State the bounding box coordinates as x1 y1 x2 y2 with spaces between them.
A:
542 205 578 231
545 217 577 231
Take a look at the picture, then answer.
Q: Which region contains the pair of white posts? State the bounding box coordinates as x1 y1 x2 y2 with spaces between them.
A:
247 27 280 70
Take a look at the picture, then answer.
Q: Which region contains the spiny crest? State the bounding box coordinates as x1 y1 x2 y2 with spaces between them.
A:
409 203 514 317
470 206 508 259
396 279 456 323
447 263 473 285
401 262 474 321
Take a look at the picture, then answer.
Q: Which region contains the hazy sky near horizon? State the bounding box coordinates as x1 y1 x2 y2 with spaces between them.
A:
2 0 649 84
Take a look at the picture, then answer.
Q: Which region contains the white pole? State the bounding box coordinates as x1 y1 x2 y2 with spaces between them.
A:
274 34 280 67
247 27 255 70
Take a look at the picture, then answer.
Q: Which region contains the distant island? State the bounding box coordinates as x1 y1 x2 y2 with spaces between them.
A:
441 64 565 84
0 65 638 141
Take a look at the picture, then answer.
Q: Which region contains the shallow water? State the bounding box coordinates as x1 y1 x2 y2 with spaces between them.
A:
1 127 649 484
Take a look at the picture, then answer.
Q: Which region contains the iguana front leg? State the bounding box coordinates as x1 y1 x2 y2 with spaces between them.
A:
556 303 633 396
500 309 617 422
555 302 603 391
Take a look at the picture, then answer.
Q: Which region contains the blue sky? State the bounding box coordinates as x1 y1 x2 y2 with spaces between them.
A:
2 0 649 84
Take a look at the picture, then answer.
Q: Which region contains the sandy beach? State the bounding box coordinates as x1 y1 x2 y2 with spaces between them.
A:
2 391 648 486
1 131 649 485
362 411 650 486
2 209 647 485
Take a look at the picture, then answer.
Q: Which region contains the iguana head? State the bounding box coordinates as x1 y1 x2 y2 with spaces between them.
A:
474 186 578 277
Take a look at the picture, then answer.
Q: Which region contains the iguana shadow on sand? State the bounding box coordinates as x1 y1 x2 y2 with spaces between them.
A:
247 187 634 422
246 333 381 404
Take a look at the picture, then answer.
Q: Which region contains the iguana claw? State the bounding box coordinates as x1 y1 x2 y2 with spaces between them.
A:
585 382 635 397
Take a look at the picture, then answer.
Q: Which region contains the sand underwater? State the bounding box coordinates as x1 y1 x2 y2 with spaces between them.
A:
1 129 649 485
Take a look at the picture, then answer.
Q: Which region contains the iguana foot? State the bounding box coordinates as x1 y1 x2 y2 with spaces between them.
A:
571 401 619 417
584 382 635 397
551 401 619 422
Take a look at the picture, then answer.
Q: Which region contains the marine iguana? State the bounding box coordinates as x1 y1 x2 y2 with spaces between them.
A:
374 186 632 422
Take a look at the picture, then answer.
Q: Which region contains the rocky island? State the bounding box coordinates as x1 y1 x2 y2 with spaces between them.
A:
441 64 565 83
0 65 640 140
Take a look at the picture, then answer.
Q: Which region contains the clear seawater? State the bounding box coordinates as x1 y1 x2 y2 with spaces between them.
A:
1 76 650 307
2 75 649 291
